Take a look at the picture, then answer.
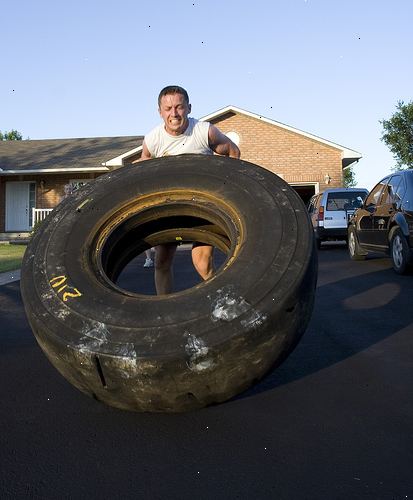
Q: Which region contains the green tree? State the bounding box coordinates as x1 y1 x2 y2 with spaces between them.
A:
343 166 356 187
0 129 23 140
380 100 413 169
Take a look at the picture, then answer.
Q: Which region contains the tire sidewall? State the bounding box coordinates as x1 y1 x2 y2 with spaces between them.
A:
22 156 315 351
21 154 317 411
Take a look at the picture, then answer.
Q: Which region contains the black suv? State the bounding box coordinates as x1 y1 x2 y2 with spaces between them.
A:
348 170 413 274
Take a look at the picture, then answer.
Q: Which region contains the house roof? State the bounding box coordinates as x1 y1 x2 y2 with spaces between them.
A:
203 106 362 168
107 105 362 169
0 105 362 175
0 136 143 175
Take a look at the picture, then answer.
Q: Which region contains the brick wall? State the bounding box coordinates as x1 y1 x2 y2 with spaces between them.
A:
35 174 96 209
211 112 343 187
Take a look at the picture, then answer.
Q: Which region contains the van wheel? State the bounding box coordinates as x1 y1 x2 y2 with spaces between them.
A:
348 226 367 260
20 154 317 413
390 228 411 274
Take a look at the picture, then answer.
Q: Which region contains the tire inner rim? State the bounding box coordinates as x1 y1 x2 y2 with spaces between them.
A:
89 190 244 296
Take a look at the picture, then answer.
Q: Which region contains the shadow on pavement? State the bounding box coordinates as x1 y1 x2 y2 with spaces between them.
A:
241 247 413 398
1 246 412 499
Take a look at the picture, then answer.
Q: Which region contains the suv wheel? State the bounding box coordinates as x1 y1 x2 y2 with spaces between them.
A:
348 226 367 261
390 228 411 274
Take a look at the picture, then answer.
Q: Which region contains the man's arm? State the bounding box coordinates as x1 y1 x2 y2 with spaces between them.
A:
208 124 240 159
139 141 152 161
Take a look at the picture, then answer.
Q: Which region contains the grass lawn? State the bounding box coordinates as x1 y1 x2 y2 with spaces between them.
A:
0 244 27 273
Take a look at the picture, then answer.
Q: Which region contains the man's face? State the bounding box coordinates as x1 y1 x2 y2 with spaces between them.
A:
158 93 191 136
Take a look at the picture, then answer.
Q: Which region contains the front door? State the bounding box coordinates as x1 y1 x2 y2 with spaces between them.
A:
374 174 402 247
5 182 35 231
357 179 386 246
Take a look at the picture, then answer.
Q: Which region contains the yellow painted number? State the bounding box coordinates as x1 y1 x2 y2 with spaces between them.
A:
50 275 82 302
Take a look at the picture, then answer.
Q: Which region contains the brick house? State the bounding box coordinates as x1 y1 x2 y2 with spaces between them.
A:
0 105 361 238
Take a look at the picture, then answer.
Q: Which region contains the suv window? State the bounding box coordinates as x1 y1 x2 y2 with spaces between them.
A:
381 175 402 205
365 180 388 207
394 175 407 204
326 191 368 211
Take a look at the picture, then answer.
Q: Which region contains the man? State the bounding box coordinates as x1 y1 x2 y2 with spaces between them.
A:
140 85 240 294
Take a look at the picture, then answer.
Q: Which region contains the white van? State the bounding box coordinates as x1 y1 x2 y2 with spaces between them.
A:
308 188 368 248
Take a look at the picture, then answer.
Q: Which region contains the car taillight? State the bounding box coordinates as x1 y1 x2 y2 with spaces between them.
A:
318 206 324 221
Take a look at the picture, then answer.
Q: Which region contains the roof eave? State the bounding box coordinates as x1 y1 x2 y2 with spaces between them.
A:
342 150 362 169
103 145 144 167
0 167 110 176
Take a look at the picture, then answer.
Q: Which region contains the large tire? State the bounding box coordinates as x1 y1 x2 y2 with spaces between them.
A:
20 154 317 412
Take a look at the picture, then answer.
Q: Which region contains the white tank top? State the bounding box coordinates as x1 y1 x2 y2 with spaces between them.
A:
144 118 212 157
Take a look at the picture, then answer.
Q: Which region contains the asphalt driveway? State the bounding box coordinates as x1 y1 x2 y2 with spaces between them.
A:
1 246 412 499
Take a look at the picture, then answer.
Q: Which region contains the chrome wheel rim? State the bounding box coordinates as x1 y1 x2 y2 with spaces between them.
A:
348 231 356 256
392 235 404 268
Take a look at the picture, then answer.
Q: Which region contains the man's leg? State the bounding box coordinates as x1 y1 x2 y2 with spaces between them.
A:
191 243 214 281
143 248 154 267
154 243 177 295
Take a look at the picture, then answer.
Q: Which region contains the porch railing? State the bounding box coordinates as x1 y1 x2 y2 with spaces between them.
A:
32 208 53 226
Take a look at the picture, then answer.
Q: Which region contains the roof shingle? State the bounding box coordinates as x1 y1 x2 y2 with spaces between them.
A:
0 136 143 172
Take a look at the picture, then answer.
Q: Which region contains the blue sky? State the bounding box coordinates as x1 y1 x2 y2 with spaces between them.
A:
2 0 412 189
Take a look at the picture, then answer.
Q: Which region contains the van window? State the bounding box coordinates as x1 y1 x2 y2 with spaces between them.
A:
326 191 368 211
